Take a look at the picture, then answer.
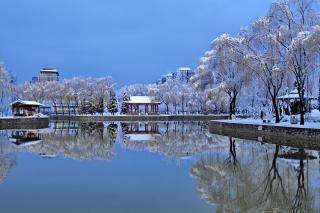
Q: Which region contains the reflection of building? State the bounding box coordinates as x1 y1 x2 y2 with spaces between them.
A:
11 100 42 116
8 122 116 161
9 130 42 146
53 121 79 135
122 122 160 142
124 96 160 115
39 68 59 82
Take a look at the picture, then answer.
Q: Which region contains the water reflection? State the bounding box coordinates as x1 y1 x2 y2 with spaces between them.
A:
7 121 118 161
0 122 319 212
190 137 320 213
120 122 226 159
9 130 42 146
0 132 15 183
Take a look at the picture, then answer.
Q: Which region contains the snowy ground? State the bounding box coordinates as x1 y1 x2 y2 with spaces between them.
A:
218 110 320 129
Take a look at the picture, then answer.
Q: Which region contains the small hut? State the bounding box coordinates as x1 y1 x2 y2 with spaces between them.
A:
124 96 160 115
11 100 42 116
277 89 318 114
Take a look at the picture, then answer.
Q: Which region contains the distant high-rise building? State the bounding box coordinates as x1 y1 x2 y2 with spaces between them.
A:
156 67 194 85
176 67 194 83
39 68 59 82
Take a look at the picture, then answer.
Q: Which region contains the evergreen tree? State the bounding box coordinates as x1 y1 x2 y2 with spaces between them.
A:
121 92 130 114
107 93 118 115
96 98 104 115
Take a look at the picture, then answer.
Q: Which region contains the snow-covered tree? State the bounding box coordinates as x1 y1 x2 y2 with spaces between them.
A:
121 92 130 114
156 80 175 114
266 0 320 124
22 76 115 115
240 17 288 122
120 84 150 96
213 34 249 119
107 92 118 115
190 51 215 91
0 65 14 116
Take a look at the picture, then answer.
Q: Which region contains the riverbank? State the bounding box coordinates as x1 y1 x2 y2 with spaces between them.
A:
0 116 49 130
50 114 229 122
209 119 320 150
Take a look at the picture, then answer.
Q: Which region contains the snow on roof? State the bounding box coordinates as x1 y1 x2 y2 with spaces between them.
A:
41 68 58 72
10 100 42 106
277 89 317 100
125 96 160 104
177 67 192 71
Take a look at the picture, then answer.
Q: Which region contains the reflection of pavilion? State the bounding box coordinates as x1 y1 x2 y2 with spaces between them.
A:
9 130 42 146
122 122 160 142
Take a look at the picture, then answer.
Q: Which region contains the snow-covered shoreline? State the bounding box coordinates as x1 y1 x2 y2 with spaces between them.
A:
217 119 320 129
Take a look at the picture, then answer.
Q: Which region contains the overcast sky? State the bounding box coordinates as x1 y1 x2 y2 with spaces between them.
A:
0 0 271 87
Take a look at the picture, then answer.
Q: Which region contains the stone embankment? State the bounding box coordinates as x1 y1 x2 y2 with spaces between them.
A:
210 120 320 150
50 114 229 122
0 116 49 130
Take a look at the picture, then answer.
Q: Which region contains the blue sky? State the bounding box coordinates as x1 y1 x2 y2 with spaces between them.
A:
0 0 271 87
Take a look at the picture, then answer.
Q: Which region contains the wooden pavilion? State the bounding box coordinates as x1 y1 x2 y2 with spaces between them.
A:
124 96 160 115
11 100 42 116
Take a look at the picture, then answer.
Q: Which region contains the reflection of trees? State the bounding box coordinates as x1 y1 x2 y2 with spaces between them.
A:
0 154 15 183
0 131 15 183
225 137 238 170
292 149 307 213
12 123 117 161
120 122 226 159
190 139 319 213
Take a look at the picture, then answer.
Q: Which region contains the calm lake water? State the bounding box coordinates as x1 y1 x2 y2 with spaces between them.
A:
0 121 319 213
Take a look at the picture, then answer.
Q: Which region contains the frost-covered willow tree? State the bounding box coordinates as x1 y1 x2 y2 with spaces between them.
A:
0 65 16 116
212 34 249 119
23 76 115 114
194 0 320 122
240 17 288 123
190 51 216 113
120 84 151 97
266 0 320 124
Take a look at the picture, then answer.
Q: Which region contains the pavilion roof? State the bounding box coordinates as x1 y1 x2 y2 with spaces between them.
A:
10 100 42 106
124 96 160 104
277 89 317 100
